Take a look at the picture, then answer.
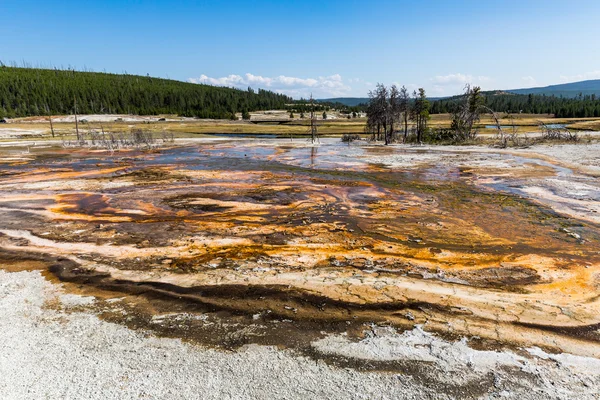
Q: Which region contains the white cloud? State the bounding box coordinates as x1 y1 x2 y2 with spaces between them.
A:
430 73 491 86
559 70 600 83
188 73 351 98
391 82 419 93
521 76 537 87
428 73 492 97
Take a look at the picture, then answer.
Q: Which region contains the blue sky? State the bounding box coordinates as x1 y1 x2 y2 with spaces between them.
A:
2 0 600 98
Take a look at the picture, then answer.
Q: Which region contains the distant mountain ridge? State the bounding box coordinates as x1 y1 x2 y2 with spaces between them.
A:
507 79 600 98
317 97 369 106
320 80 600 106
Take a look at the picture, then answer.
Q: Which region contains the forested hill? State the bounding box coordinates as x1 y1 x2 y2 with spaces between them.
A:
318 97 369 106
324 80 600 117
0 67 292 119
508 80 600 98
431 91 600 118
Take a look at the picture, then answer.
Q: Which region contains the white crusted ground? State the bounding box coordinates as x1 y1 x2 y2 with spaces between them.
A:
1 269 599 399
0 270 429 399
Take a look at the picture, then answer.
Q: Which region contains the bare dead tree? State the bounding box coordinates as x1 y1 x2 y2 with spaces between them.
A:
486 106 507 147
366 91 379 141
364 114 377 141
387 85 401 144
505 113 526 146
538 122 579 142
486 108 530 148
48 115 55 138
308 94 319 144
450 84 483 142
376 84 389 142
161 127 174 144
74 95 80 142
411 88 430 143
61 127 159 150
399 85 410 143
366 83 389 143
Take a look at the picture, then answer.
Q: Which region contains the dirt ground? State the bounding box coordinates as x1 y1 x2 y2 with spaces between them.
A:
1 137 600 399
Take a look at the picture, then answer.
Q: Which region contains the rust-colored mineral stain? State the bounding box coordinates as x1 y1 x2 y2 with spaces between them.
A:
1 141 600 357
51 193 139 222
6 166 127 184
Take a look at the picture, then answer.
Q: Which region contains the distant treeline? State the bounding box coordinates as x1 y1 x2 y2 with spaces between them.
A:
431 92 600 118
317 92 600 119
0 66 292 119
287 101 361 115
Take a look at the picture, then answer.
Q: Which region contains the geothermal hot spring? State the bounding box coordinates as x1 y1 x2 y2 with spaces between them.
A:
1 138 600 380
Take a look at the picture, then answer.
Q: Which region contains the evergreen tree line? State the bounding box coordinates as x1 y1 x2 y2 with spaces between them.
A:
287 100 363 116
0 66 292 119
286 102 330 114
431 92 600 118
340 91 600 119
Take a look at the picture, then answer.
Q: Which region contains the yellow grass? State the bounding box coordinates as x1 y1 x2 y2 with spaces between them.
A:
3 112 600 142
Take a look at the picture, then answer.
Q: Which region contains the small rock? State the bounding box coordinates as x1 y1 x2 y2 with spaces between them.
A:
408 235 423 243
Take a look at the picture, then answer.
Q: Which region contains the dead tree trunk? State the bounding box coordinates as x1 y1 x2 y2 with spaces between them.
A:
384 120 394 146
74 96 80 142
309 95 318 144
49 115 55 138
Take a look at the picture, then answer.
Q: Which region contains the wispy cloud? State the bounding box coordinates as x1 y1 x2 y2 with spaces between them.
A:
559 70 600 83
521 76 537 87
428 73 492 96
188 72 501 98
430 73 491 86
391 82 419 92
188 73 351 98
